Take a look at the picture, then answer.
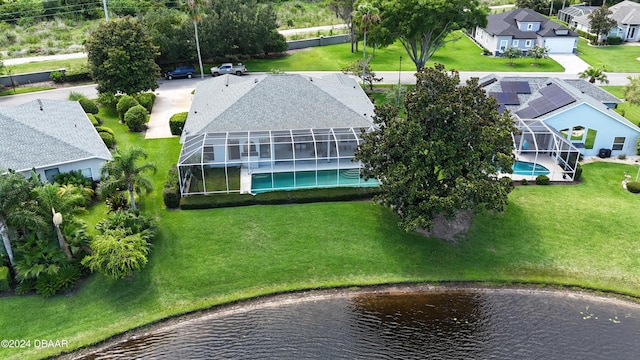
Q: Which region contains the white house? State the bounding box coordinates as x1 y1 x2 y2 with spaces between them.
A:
0 99 112 183
482 75 640 159
570 1 640 42
474 8 578 55
178 73 377 195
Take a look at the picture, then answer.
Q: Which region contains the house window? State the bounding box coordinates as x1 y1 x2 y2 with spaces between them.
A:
499 40 508 51
527 23 533 30
512 40 519 47
228 139 240 160
80 168 93 181
525 40 532 47
203 146 215 162
44 168 60 184
612 137 625 151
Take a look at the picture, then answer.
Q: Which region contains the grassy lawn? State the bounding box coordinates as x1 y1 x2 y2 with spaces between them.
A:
0 86 54 96
5 57 88 75
577 38 640 72
602 86 640 126
2 102 640 358
244 32 564 72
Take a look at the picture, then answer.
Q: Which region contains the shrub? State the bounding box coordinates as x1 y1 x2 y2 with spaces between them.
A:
607 36 621 45
87 113 100 126
574 164 583 181
169 112 188 135
15 279 36 295
64 64 92 82
99 132 116 148
135 92 156 113
35 265 81 296
54 170 92 188
78 98 99 114
618 154 627 160
0 266 9 292
520 179 528 185
98 93 120 110
95 210 155 239
68 91 86 101
116 95 139 121
163 166 181 209
626 181 640 193
105 193 129 212
124 104 148 132
95 126 114 136
49 70 64 83
535 174 550 185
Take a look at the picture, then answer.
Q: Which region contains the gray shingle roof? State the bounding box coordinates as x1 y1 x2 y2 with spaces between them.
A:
481 75 638 131
485 8 577 39
610 0 640 25
0 99 112 172
182 74 375 139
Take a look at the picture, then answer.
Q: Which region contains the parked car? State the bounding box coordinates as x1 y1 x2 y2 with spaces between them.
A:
210 63 247 76
166 65 196 80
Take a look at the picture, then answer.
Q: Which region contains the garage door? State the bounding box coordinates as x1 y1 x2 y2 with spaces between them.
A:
543 37 576 54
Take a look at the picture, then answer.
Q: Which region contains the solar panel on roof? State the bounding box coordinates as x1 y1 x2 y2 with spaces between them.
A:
490 92 520 105
501 81 531 94
480 77 498 87
515 84 575 118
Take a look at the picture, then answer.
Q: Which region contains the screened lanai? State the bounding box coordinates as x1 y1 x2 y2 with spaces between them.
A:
178 126 379 195
509 118 580 181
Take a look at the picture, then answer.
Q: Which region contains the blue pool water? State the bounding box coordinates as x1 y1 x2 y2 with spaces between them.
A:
251 169 379 193
513 161 550 176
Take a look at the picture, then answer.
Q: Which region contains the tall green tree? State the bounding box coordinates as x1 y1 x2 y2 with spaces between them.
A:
355 65 515 232
579 66 609 84
503 47 522 66
327 0 357 52
353 2 381 78
528 45 549 66
588 6 618 44
140 7 188 65
624 76 640 107
515 0 549 14
85 17 161 95
182 0 209 79
366 0 487 71
98 147 157 211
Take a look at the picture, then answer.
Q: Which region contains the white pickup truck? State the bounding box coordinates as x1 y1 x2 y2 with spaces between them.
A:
210 63 247 76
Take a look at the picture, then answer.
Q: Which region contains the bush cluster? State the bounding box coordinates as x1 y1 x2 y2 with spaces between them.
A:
87 113 101 126
34 265 81 297
0 266 9 292
99 132 116 148
49 70 64 83
116 95 140 121
626 181 640 193
53 170 92 188
135 92 156 113
64 65 92 82
78 98 99 114
574 164 583 181
169 112 188 135
607 36 621 45
180 187 381 210
163 166 181 209
535 174 550 185
124 105 149 132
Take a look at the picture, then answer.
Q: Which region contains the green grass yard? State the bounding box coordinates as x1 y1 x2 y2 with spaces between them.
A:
2 109 640 359
577 38 640 73
602 86 640 126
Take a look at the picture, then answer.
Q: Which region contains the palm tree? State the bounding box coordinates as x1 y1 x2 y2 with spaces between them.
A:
98 147 157 211
579 66 609 84
353 3 381 82
0 171 44 266
183 0 210 79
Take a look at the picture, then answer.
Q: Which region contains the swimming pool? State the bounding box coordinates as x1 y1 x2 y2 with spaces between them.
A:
251 169 379 193
513 161 550 176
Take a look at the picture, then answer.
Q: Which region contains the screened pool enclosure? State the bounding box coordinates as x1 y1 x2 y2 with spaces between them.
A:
509 118 581 181
178 127 379 195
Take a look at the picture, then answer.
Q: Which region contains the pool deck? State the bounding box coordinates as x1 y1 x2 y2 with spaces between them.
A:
505 153 571 182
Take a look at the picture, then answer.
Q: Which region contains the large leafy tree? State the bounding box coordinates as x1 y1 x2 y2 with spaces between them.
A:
366 0 487 72
624 76 640 107
140 7 188 65
85 17 161 95
588 6 618 44
515 0 548 14
98 147 157 211
355 65 515 232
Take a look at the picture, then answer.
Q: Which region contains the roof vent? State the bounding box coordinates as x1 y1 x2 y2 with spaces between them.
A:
37 99 43 111
309 77 313 82
254 78 258 83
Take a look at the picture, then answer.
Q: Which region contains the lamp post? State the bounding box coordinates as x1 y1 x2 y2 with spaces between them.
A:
52 208 72 260
397 56 402 107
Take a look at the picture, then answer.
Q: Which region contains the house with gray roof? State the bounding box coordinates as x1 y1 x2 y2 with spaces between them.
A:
558 5 598 28
178 73 377 195
473 8 578 55
0 99 112 183
481 75 640 160
572 1 640 42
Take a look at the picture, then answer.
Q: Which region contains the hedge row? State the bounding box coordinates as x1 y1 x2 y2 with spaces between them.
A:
135 92 156 113
0 266 9 292
180 187 381 209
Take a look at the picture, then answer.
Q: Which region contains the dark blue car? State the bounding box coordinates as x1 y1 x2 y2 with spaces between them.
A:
166 66 196 80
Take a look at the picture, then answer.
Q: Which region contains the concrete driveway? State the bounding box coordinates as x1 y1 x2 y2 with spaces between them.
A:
548 54 590 74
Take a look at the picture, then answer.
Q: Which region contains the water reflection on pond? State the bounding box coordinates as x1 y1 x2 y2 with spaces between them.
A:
73 287 640 359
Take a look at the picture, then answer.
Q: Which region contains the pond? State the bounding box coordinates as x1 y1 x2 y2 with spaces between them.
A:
69 286 640 359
